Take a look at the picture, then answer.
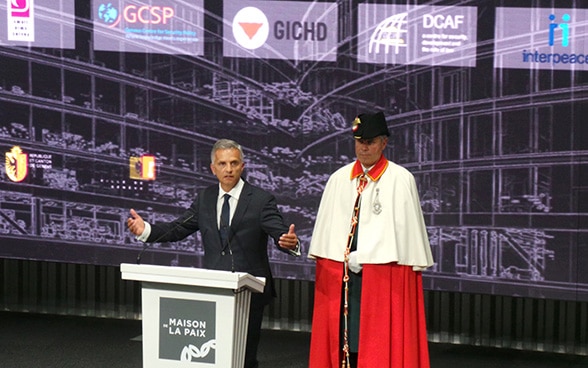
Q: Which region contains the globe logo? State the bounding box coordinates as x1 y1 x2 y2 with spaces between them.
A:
368 13 408 55
98 3 120 26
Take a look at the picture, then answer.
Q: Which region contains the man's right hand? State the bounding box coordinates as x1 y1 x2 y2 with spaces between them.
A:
127 208 145 236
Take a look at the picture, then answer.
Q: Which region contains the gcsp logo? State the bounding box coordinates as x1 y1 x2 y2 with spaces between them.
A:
97 2 174 28
97 3 119 25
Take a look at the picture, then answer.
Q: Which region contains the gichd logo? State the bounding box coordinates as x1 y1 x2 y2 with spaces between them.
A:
232 7 269 50
231 5 329 51
97 2 174 28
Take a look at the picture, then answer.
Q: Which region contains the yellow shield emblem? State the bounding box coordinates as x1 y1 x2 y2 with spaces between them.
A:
5 146 28 182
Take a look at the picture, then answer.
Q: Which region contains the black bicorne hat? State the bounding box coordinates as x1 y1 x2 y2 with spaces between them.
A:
352 111 389 139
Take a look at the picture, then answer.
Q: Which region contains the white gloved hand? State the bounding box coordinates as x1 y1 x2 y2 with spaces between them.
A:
348 251 362 274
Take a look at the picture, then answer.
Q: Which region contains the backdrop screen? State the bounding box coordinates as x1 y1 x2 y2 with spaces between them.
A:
0 0 587 302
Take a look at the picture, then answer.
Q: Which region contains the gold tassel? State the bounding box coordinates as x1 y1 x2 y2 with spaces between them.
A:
341 173 366 368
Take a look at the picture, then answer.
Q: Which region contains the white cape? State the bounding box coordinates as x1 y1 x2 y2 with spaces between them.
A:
309 161 434 271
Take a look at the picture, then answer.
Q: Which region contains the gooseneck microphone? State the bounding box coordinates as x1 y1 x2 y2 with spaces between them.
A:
220 217 235 273
136 213 195 265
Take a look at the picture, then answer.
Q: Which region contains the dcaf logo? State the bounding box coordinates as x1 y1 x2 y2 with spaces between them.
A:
5 146 28 182
548 13 571 47
369 13 408 55
423 14 464 29
97 2 174 28
232 7 269 50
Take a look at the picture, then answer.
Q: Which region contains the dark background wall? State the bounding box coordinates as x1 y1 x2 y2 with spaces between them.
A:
0 0 587 356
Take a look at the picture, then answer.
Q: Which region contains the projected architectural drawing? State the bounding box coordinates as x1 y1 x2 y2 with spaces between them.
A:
0 1 587 301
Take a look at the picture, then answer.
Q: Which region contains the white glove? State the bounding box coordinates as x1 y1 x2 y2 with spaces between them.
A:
348 251 362 274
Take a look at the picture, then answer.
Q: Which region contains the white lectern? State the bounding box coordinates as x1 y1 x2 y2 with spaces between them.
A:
120 263 265 368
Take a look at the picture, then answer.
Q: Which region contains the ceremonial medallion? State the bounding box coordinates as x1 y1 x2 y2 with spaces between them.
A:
373 188 382 214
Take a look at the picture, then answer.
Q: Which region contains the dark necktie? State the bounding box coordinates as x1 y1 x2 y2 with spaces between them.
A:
220 194 230 246
350 172 368 249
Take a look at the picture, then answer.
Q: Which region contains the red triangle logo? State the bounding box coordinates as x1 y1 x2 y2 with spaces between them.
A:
239 23 263 40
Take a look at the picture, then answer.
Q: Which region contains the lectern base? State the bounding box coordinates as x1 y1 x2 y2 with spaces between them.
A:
120 264 265 368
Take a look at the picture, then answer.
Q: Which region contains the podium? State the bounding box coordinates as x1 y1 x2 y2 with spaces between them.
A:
120 263 265 368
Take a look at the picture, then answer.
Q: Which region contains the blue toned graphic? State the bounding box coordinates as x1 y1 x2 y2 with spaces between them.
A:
548 13 571 47
97 3 119 25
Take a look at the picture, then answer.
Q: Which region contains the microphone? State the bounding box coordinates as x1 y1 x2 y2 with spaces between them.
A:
136 213 195 265
228 236 235 273
219 217 235 273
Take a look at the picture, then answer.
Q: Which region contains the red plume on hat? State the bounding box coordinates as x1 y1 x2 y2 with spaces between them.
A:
352 111 389 139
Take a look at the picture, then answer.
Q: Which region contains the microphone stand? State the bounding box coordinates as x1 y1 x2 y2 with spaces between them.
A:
136 213 195 265
220 218 235 273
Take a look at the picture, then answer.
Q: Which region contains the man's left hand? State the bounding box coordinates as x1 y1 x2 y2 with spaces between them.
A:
278 224 298 250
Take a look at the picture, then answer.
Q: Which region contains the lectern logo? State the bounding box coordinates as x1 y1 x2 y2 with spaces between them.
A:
159 298 216 363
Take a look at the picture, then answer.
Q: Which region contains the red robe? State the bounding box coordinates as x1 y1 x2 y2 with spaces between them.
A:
309 258 430 368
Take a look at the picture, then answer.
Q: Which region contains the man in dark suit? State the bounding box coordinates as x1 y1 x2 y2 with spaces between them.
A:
127 138 301 368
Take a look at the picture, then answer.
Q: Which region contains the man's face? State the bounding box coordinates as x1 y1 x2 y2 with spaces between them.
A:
210 148 245 192
355 136 387 167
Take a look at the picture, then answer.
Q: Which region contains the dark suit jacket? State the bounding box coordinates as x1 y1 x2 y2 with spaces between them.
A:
147 181 292 304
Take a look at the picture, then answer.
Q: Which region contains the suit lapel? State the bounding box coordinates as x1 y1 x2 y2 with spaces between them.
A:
203 186 223 247
204 185 220 218
231 182 252 234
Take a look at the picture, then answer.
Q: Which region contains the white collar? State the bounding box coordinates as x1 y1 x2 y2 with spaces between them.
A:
218 178 244 200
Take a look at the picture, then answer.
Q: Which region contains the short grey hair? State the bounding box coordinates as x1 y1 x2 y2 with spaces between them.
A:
210 139 245 163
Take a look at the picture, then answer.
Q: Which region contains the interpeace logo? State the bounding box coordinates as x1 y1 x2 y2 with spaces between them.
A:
548 13 571 47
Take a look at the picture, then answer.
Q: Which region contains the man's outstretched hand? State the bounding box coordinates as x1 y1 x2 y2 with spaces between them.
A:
127 208 145 236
